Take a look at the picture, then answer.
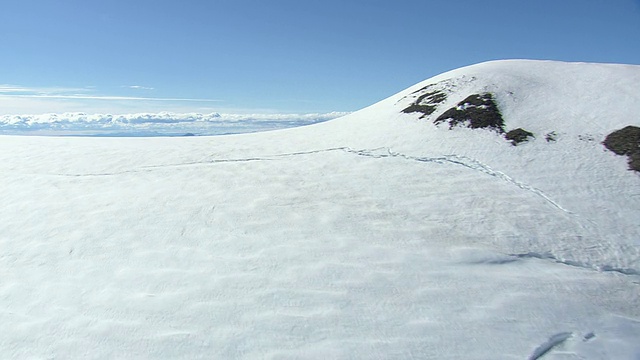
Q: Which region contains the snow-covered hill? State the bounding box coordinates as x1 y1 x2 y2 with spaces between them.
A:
1 60 639 359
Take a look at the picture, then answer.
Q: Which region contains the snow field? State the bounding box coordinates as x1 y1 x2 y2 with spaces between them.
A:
1 60 639 358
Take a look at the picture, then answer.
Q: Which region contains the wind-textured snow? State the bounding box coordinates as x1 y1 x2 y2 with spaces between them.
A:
1 60 639 359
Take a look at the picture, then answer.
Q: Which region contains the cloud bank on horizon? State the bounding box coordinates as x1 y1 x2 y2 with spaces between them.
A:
0 111 349 136
0 84 349 136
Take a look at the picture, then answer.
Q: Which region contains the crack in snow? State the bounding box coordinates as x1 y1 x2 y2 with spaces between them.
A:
41 146 571 215
28 146 640 277
341 147 572 214
511 252 640 276
43 147 353 177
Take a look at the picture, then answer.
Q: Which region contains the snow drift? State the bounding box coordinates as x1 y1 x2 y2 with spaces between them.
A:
1 60 639 359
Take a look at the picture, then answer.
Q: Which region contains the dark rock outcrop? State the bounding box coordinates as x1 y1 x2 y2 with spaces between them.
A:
434 93 505 132
505 128 534 146
603 126 640 172
401 89 447 119
545 132 557 142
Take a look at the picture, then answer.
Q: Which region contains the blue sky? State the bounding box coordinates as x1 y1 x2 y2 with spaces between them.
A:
1 0 639 115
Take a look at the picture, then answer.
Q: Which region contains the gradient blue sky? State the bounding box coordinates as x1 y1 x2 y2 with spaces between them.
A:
1 0 639 115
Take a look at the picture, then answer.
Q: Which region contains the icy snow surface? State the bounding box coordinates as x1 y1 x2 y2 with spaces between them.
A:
1 60 639 359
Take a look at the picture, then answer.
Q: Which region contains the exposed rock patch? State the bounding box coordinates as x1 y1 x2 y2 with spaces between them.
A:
603 125 640 172
545 132 557 142
434 93 505 132
402 90 546 147
401 89 447 118
505 128 534 146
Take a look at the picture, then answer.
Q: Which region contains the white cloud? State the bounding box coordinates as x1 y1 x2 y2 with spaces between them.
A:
0 111 350 136
126 85 155 90
0 84 348 132
2 93 220 102
0 83 224 115
0 84 92 95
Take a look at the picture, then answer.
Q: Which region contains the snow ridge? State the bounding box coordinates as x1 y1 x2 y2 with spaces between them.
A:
528 332 574 360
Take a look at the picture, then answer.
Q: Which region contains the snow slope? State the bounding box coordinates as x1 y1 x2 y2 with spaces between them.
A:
1 60 639 359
